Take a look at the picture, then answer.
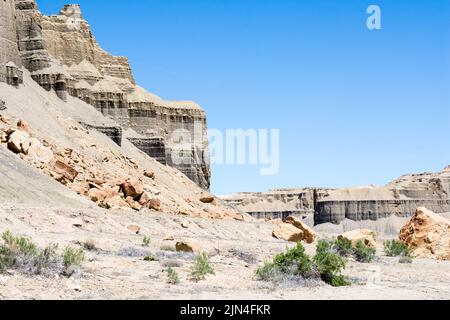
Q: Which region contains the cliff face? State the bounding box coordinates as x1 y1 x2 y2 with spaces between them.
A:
223 167 450 225
1 1 211 189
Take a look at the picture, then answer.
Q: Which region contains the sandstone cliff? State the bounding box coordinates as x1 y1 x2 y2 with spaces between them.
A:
222 167 450 225
1 0 210 190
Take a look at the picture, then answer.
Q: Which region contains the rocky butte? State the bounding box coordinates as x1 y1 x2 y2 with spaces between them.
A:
1 0 210 190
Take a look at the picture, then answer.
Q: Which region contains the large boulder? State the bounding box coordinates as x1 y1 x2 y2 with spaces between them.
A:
175 241 201 253
285 216 317 244
399 207 450 260
120 179 144 199
27 138 54 164
338 229 377 248
51 160 79 182
7 130 30 154
272 223 305 242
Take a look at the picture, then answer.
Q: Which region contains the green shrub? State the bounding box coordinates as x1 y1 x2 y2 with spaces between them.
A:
191 252 214 281
384 240 411 257
166 267 180 285
272 242 313 277
0 231 64 276
313 240 351 287
333 237 353 257
255 261 279 282
63 246 85 269
352 240 376 263
142 236 151 247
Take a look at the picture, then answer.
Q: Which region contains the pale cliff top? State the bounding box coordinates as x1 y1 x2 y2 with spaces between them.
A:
128 85 202 110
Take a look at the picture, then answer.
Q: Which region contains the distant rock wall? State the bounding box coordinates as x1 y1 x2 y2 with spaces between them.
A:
223 167 450 225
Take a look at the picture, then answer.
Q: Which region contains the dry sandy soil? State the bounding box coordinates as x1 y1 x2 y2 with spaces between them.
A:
0 203 449 300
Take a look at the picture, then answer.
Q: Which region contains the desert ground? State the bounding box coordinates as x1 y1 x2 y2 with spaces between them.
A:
1 202 449 300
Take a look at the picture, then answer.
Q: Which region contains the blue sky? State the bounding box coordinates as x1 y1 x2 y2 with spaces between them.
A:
38 0 450 195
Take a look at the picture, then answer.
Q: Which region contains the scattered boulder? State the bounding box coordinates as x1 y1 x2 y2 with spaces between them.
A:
285 216 317 244
338 229 377 248
144 170 155 179
104 195 129 209
51 160 79 182
126 196 142 211
127 224 141 234
16 119 29 133
27 138 54 163
87 188 107 203
147 199 161 211
200 196 215 204
138 191 150 206
1 131 7 143
121 180 144 199
399 207 450 260
7 130 30 154
272 223 305 242
175 241 201 253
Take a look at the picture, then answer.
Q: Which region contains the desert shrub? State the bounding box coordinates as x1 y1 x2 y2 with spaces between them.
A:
142 236 151 247
160 244 176 252
166 266 180 285
352 240 376 263
190 252 214 281
63 246 85 269
313 240 351 287
384 240 411 258
83 239 97 251
255 241 350 287
143 254 159 262
0 231 66 276
117 246 150 257
333 237 353 257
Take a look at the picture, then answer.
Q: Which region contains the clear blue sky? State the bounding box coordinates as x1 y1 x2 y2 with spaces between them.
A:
38 0 450 195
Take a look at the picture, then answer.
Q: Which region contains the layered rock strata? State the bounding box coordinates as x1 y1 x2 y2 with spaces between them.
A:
223 167 450 225
1 0 211 189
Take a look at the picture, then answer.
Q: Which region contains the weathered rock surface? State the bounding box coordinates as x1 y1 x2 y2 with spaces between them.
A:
399 207 450 260
175 241 201 253
285 216 317 243
7 130 30 154
272 223 305 242
1 0 211 190
223 166 450 225
338 229 377 248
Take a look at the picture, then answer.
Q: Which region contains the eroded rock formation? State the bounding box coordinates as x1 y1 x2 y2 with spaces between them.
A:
1 0 211 189
223 167 450 225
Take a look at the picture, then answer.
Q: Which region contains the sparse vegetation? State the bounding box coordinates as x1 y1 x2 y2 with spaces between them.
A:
63 246 85 270
166 266 180 285
399 255 413 264
83 239 97 251
384 240 412 258
352 240 376 263
142 236 151 247
160 244 176 252
0 231 74 276
117 246 150 257
313 240 351 287
190 252 214 282
333 237 353 257
255 241 350 287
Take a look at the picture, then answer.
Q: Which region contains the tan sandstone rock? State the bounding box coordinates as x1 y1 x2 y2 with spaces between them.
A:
338 229 377 248
272 223 305 242
175 241 201 253
27 138 54 163
7 130 30 154
17 119 29 133
127 224 141 234
200 196 215 204
51 160 79 182
399 207 450 260
121 180 144 199
104 195 130 210
285 216 317 244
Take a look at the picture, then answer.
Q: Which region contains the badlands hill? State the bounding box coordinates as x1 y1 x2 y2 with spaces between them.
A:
1 1 450 300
